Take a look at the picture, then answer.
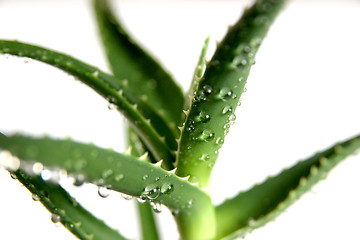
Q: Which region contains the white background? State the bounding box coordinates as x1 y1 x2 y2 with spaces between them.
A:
1 0 360 239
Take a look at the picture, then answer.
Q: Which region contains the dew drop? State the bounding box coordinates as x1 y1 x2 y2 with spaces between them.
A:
231 56 248 70
10 172 17 179
51 213 61 224
250 37 263 47
0 151 20 171
98 186 110 198
188 121 195 132
32 194 40 201
202 85 212 95
143 184 160 200
222 106 232 114
194 111 210 123
217 88 236 101
150 202 162 213
243 45 252 53
137 197 146 204
229 113 236 125
121 193 133 200
200 154 210 161
142 174 149 180
216 137 224 145
171 209 180 216
195 85 213 102
224 123 231 135
107 97 117 110
248 218 256 227
187 199 193 208
160 182 174 194
40 169 53 181
108 103 115 110
197 129 215 142
73 174 85 187
32 162 44 175
102 169 113 178
92 71 99 78
115 174 124 182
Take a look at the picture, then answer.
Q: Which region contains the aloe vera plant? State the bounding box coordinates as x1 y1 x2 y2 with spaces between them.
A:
1 0 360 239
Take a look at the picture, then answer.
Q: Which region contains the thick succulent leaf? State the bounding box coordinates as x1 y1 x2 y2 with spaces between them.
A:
215 134 360 239
0 134 216 240
94 0 184 135
136 202 159 240
128 128 159 240
0 40 175 168
183 36 210 115
176 0 287 187
11 170 126 240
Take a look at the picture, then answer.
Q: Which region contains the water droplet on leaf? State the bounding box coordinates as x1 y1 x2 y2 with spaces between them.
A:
216 137 224 145
10 172 17 179
150 202 162 213
200 154 210 161
121 193 133 200
51 213 61 224
32 194 40 201
143 184 160 200
73 174 85 186
0 151 20 171
40 169 53 181
115 174 124 182
222 106 232 114
98 186 110 198
160 182 174 194
197 129 215 142
229 113 236 125
217 88 236 101
194 111 210 123
102 169 113 178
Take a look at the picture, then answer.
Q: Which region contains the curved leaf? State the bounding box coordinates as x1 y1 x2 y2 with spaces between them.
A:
183 36 210 115
128 128 159 240
12 170 126 240
0 40 175 168
176 0 287 187
215 134 360 239
0 134 216 240
94 0 184 135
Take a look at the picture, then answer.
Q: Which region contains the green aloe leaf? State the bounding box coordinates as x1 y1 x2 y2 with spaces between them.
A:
128 128 159 240
94 0 184 135
0 40 175 168
0 134 216 240
12 170 126 240
215 134 360 239
176 0 287 187
136 202 159 240
183 36 210 116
